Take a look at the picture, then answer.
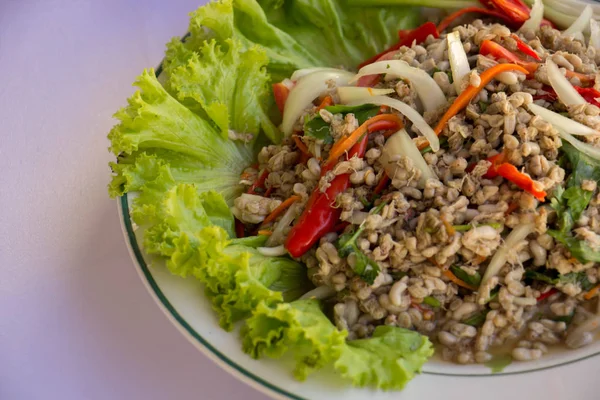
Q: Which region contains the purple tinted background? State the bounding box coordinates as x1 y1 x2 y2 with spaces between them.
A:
0 1 265 399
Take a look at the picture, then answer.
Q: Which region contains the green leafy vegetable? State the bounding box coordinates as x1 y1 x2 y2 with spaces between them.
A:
242 299 434 389
423 296 441 308
550 142 600 263
524 269 595 292
168 39 279 141
304 104 380 144
554 313 575 324
336 201 387 284
450 266 482 287
196 226 312 330
484 354 512 374
463 310 490 327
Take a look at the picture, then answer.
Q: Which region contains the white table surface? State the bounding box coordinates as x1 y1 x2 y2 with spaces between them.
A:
0 1 265 399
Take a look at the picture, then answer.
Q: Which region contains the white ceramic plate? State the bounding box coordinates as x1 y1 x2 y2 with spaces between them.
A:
118 193 600 400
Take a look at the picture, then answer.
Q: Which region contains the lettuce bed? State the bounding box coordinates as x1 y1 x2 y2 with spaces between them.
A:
108 0 433 390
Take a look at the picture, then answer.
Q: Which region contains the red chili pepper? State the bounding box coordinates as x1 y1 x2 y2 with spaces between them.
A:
358 22 439 70
484 0 554 27
367 119 402 134
235 219 245 238
437 7 515 33
536 288 558 302
272 82 290 115
484 152 546 201
247 169 269 195
373 173 390 195
285 135 368 258
510 34 541 60
575 86 600 107
532 85 558 102
488 0 530 23
479 40 539 74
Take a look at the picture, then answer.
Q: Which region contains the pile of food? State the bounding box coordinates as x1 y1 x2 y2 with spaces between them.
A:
109 0 600 391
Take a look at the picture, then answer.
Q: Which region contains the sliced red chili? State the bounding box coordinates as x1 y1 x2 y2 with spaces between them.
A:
235 219 246 238
479 40 538 74
484 152 546 201
510 34 541 60
437 7 515 33
536 288 558 302
575 86 600 107
285 135 368 258
247 169 269 195
272 82 290 115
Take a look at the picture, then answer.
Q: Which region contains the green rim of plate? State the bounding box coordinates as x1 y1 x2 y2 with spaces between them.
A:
120 195 305 400
120 193 600 388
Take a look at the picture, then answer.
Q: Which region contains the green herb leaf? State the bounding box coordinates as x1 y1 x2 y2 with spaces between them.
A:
450 266 482 287
463 310 489 327
550 142 600 263
304 104 379 144
423 296 441 308
478 101 489 113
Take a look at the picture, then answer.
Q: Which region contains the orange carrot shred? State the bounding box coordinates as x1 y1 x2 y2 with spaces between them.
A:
293 135 311 163
433 64 529 136
257 230 273 236
317 95 334 110
327 114 403 165
261 195 301 226
442 269 477 291
440 216 456 236
584 284 600 300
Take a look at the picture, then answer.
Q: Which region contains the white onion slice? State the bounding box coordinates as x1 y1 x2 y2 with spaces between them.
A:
299 285 337 300
590 19 600 50
352 60 447 112
546 59 586 106
556 128 600 161
336 86 395 104
479 223 536 303
347 95 440 152
290 68 347 82
527 103 599 136
257 245 288 257
281 70 354 136
447 31 470 95
380 128 436 188
564 5 594 37
266 203 300 247
520 0 544 32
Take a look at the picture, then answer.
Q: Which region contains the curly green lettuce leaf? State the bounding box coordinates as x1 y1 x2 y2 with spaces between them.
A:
335 325 434 390
169 39 279 141
242 299 433 388
175 0 421 82
196 227 313 330
242 299 347 380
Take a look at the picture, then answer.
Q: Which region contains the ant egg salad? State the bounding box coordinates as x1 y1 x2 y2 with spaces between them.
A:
108 0 600 390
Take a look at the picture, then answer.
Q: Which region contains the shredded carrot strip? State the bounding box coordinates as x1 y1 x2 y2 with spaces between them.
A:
261 195 301 225
440 216 456 236
293 135 311 163
327 114 404 164
317 95 334 110
257 229 273 236
434 64 529 136
442 269 477 291
584 284 600 300
565 70 595 86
